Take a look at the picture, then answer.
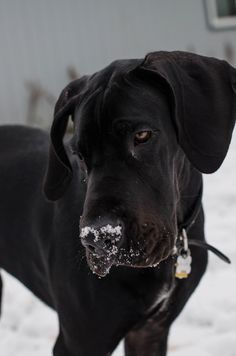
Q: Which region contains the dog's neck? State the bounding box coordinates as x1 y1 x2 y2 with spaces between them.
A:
175 152 203 232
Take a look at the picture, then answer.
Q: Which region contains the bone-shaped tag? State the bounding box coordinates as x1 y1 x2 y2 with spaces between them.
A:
175 253 192 279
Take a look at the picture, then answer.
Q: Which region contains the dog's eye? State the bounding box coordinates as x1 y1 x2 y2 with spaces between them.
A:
134 130 152 145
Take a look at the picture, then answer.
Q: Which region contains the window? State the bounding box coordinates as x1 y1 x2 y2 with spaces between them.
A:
206 0 236 29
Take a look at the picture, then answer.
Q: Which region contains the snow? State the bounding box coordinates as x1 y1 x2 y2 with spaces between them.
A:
1 135 236 355
80 224 122 242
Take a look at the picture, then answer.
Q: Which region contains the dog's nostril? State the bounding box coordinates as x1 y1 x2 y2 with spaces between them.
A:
87 244 95 253
84 242 106 257
104 239 113 249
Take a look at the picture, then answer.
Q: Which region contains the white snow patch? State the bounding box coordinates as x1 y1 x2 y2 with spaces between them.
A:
80 224 122 243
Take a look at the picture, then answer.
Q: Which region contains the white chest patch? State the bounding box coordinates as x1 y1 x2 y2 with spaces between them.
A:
146 282 175 315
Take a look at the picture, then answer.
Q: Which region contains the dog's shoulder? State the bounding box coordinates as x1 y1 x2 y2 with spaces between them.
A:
0 125 49 184
0 124 49 156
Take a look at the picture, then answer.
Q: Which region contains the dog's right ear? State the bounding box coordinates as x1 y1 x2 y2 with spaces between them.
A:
138 51 236 174
43 77 88 201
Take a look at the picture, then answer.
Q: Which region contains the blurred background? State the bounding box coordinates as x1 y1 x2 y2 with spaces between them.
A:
0 1 236 356
0 0 236 129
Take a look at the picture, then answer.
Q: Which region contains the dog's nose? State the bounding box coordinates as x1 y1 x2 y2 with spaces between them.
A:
80 220 124 257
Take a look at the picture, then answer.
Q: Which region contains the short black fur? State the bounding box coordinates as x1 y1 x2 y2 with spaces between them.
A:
0 51 235 356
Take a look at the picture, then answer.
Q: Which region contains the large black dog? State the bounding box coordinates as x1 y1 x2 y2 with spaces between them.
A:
0 51 235 356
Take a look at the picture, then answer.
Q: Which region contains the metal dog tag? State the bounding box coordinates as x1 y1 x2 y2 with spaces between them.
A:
175 252 192 279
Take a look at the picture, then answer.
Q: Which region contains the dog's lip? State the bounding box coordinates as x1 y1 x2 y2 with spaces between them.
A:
86 250 170 276
85 239 173 276
115 243 172 268
87 252 169 276
115 255 165 269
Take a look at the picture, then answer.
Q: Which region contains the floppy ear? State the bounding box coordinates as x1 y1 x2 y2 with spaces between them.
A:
43 77 88 201
140 51 236 173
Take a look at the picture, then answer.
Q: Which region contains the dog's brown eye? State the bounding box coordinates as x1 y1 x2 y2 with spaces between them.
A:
134 131 152 145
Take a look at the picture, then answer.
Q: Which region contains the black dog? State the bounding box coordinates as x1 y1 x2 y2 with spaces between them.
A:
0 51 235 356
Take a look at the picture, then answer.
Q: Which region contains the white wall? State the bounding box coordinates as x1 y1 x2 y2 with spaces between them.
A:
0 0 235 125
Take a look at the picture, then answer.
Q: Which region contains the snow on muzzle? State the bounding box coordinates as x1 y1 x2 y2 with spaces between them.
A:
80 224 123 257
80 223 124 277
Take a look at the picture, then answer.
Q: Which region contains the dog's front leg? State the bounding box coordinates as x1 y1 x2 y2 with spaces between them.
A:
52 319 119 356
124 319 169 356
53 332 73 356
53 331 110 356
0 273 2 316
53 330 112 356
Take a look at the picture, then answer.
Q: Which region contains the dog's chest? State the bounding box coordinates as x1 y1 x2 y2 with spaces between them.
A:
146 281 175 316
131 263 175 318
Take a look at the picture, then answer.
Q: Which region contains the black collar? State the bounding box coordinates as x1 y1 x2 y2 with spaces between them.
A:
176 182 231 264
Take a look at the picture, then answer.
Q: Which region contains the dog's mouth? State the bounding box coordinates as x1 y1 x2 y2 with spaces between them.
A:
85 239 173 277
86 249 116 277
81 220 175 277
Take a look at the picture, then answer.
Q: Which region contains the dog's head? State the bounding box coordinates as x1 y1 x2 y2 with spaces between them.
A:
44 51 236 277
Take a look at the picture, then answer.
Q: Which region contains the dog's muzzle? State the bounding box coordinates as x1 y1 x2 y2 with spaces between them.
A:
80 217 174 277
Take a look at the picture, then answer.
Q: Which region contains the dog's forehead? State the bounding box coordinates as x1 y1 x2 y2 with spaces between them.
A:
103 79 167 124
75 61 170 136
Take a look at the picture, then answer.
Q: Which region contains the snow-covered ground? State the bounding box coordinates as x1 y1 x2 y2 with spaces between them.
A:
0 135 236 356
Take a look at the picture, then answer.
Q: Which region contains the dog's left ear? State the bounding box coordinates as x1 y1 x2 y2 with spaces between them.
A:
139 51 236 173
44 77 88 201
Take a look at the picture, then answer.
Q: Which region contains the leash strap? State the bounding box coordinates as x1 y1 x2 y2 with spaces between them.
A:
188 239 231 264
